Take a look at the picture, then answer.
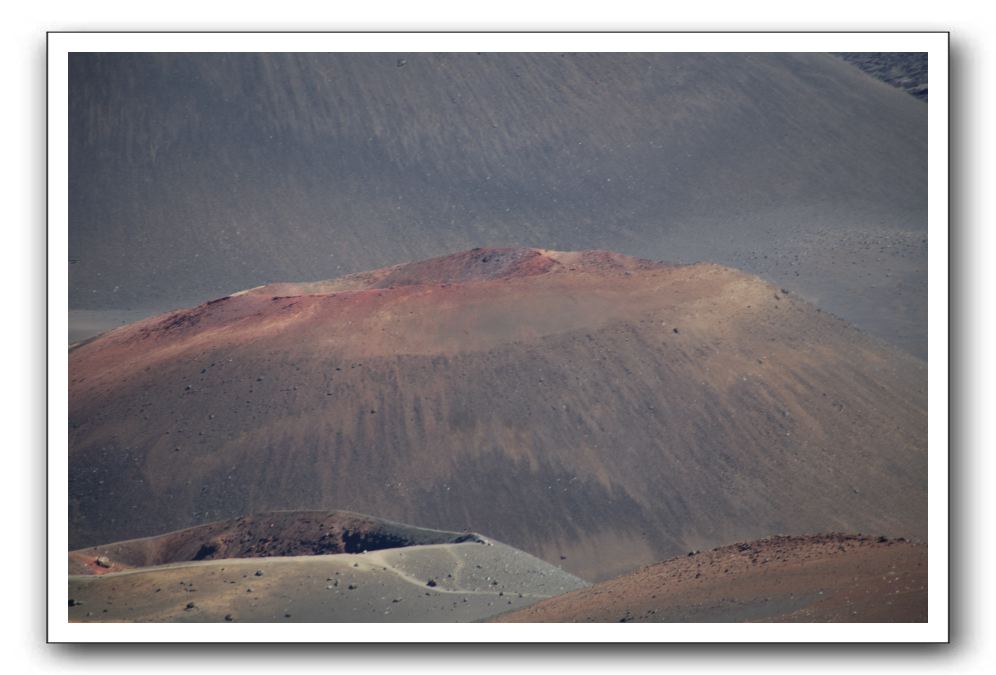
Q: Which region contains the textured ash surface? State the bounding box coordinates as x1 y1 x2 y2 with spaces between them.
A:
69 249 926 581
834 53 928 101
495 534 927 622
68 514 586 623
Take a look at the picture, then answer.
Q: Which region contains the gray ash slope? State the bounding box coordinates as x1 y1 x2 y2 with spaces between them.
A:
68 511 586 623
70 52 927 357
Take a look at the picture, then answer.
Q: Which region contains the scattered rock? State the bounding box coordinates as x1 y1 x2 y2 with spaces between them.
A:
95 556 112 568
224 614 234 621
426 579 437 587
255 569 264 576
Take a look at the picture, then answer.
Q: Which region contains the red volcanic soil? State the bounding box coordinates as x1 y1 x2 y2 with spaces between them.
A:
69 248 926 581
68 510 484 576
494 534 927 622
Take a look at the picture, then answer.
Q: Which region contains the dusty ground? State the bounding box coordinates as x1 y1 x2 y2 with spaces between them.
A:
69 248 926 581
494 534 926 623
68 540 586 623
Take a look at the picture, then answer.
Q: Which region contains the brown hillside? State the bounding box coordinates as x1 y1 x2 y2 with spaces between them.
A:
494 534 927 622
69 248 926 580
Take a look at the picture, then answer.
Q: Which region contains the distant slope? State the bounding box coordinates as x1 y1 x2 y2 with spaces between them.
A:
834 53 928 101
69 249 927 581
69 52 927 357
494 534 927 622
68 513 586 622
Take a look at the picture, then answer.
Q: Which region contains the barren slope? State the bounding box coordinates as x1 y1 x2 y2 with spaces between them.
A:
68 513 585 622
69 52 927 356
69 248 927 580
495 534 927 622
